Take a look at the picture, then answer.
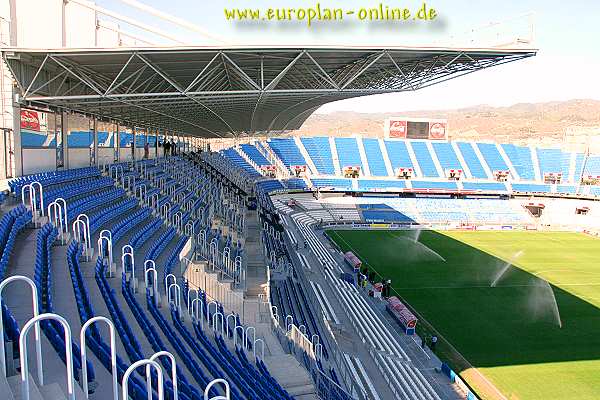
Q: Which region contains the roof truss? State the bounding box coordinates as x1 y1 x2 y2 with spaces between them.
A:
2 46 536 136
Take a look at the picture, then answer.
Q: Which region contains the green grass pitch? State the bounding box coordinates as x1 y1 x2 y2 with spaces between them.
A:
326 229 600 400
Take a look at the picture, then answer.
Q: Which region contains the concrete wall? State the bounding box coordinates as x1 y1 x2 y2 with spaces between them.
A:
22 148 54 175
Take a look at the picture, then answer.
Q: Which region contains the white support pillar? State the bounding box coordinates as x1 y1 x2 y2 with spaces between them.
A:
131 126 136 163
12 102 22 177
115 122 120 163
154 128 159 158
59 111 68 169
91 117 98 166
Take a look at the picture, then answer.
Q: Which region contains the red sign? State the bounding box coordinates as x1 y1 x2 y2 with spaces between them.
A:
428 122 447 139
20 110 40 131
388 120 407 138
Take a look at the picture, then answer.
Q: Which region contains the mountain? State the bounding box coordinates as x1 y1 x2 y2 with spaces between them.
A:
294 99 600 148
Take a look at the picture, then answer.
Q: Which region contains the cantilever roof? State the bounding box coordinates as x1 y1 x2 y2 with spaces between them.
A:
2 45 536 137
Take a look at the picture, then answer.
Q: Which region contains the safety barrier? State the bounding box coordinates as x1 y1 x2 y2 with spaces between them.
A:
47 197 69 244
73 214 93 260
21 181 44 226
182 257 246 322
20 313 76 400
0 276 42 381
80 317 118 400
99 230 115 278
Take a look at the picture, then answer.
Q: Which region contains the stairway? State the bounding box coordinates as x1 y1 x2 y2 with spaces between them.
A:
405 142 423 177
451 141 472 179
378 138 394 177
355 136 371 177
425 141 444 177
530 146 542 181
497 143 520 180
294 138 318 176
244 210 267 299
329 137 342 176
568 152 577 183
471 142 493 179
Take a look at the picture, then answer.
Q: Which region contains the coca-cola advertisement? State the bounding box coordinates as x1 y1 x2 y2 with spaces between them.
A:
388 119 407 138
20 110 40 131
429 121 447 140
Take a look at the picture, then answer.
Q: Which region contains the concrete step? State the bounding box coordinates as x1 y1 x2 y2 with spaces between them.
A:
286 382 317 397
0 373 15 400
263 354 315 393
40 383 67 400
8 375 44 400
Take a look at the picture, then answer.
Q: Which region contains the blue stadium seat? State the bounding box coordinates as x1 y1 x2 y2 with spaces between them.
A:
362 139 388 176
300 137 335 174
500 144 534 180
384 140 414 175
334 138 363 170
456 142 488 179
478 143 509 174
410 141 439 177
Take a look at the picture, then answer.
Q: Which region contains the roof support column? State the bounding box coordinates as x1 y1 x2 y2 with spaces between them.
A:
115 122 121 163
91 116 98 167
131 125 136 163
12 102 22 177
60 110 69 170
154 128 159 160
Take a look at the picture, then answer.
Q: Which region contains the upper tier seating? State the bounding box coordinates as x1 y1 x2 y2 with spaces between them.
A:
334 138 363 170
431 142 462 172
300 137 335 174
221 148 261 178
500 144 535 180
268 138 307 169
583 155 600 177
362 138 388 176
537 148 571 179
456 142 488 179
240 144 271 166
384 140 414 175
477 143 509 173
410 141 439 177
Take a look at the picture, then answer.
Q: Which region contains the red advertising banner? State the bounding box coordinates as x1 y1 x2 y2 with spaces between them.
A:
20 110 40 131
388 119 407 138
428 121 447 140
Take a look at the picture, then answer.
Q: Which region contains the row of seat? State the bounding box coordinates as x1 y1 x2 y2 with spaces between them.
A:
33 224 96 387
9 166 100 195
0 205 33 361
258 137 600 184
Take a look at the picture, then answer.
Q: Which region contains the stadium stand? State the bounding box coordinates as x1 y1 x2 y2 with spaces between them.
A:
240 144 271 167
500 144 535 180
334 138 363 170
384 140 415 175
6 131 600 400
410 141 439 177
431 142 463 172
267 138 307 171
477 143 509 174
455 142 489 179
300 137 336 175
362 139 388 177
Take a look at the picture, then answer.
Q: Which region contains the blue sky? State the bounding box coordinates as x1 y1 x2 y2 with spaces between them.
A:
97 0 600 113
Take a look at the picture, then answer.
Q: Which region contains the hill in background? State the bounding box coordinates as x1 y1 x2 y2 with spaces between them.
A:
295 99 600 149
